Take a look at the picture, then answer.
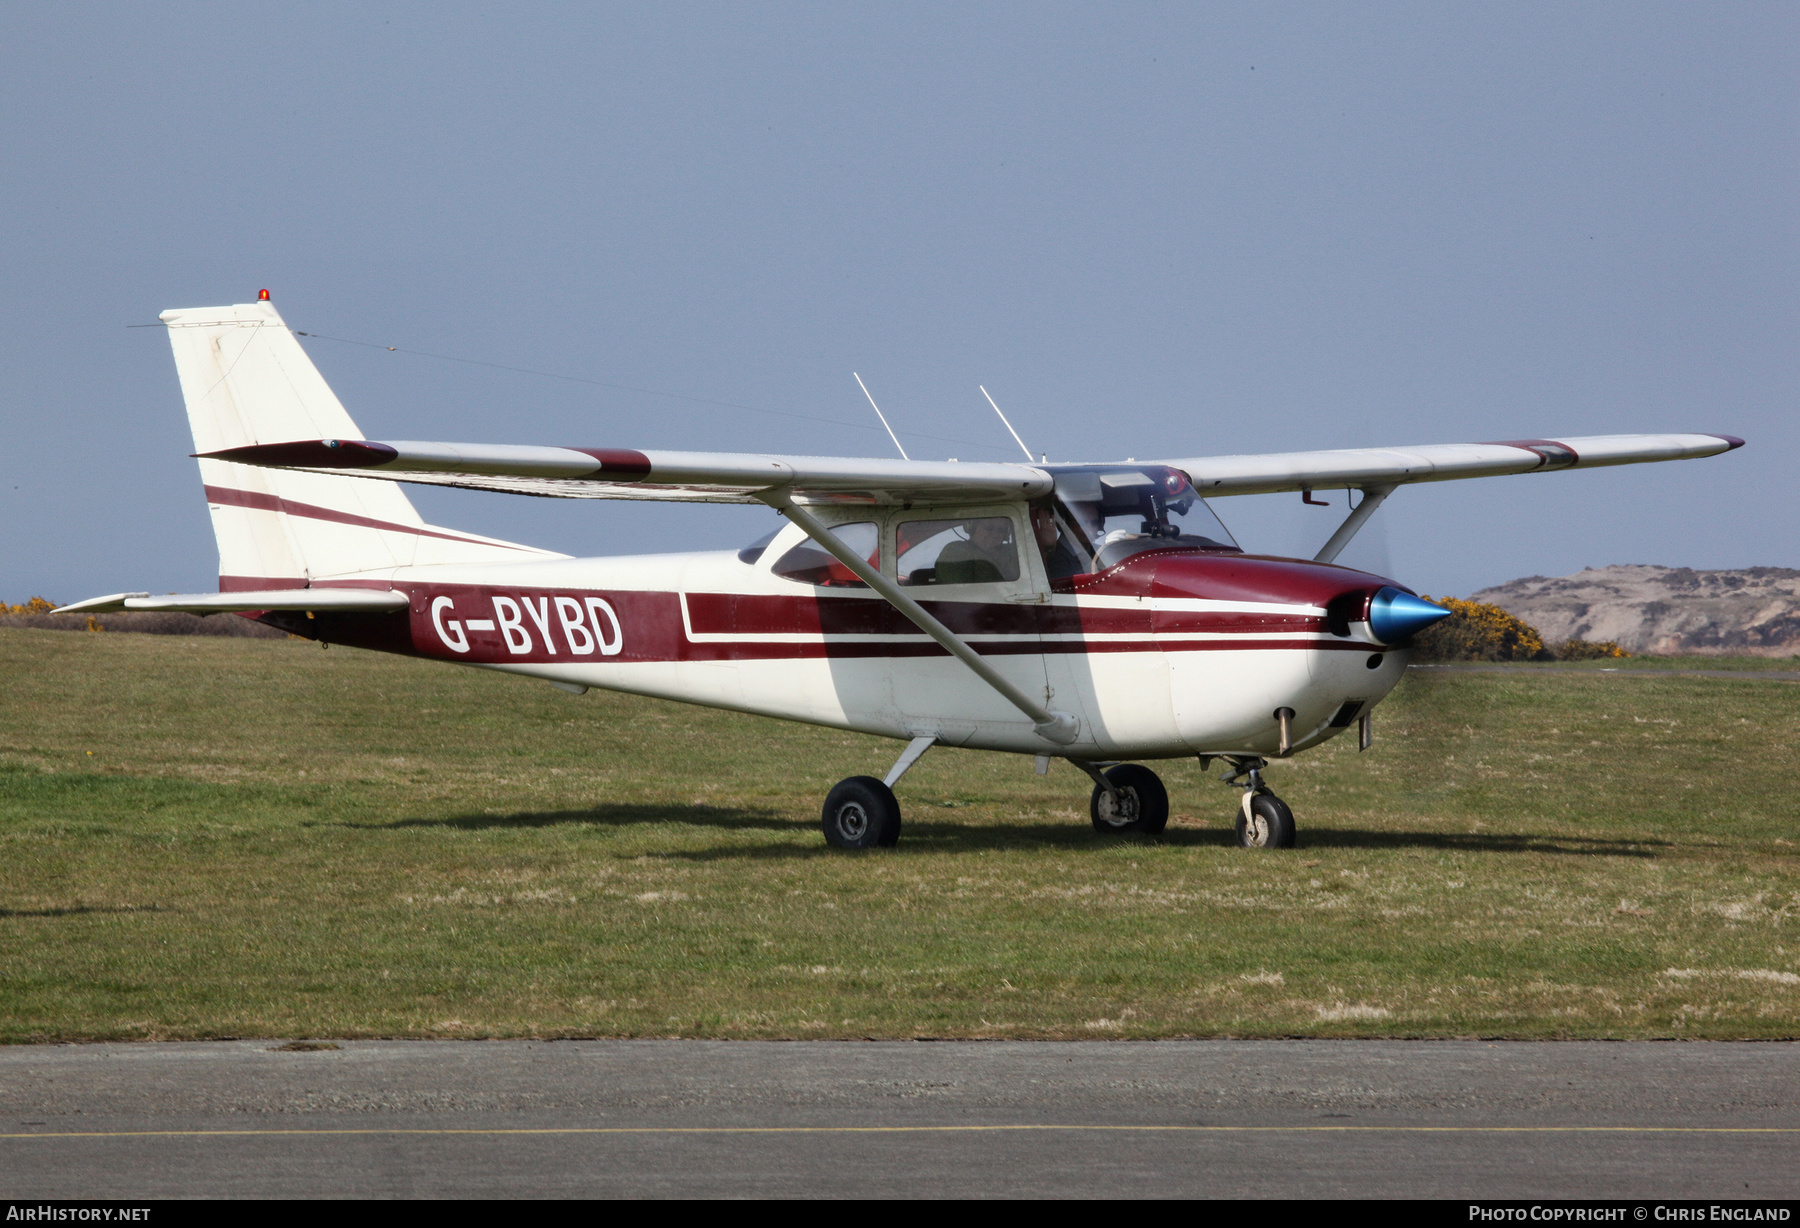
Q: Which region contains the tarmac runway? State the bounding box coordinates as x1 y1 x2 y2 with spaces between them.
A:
0 1040 1795 1199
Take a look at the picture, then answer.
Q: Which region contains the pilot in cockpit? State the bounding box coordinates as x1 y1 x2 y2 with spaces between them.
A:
1032 504 1085 580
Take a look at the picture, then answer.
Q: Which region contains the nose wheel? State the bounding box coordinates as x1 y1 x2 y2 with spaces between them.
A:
1237 789 1296 848
1219 756 1298 849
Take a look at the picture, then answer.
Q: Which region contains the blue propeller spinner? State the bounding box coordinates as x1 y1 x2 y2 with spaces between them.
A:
1368 587 1452 644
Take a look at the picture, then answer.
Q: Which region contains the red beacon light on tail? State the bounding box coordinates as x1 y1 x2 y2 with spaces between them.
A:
257 289 270 301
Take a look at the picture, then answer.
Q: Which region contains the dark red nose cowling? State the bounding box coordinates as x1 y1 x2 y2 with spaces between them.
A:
1062 549 1412 640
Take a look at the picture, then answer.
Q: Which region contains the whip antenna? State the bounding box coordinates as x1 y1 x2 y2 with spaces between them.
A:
853 373 909 460
981 386 1035 463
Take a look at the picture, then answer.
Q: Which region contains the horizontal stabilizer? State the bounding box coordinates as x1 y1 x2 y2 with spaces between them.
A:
56 589 408 615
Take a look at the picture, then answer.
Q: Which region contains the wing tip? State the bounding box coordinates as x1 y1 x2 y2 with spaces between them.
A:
1709 433 1746 452
195 440 399 468
52 592 150 615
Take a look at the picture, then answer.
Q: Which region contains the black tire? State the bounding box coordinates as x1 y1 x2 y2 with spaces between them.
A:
821 776 902 849
1088 764 1170 836
1236 790 1296 849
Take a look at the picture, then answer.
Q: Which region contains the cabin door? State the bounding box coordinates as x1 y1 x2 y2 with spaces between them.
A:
884 505 1062 746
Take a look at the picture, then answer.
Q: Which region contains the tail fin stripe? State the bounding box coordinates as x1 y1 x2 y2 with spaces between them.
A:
203 485 536 552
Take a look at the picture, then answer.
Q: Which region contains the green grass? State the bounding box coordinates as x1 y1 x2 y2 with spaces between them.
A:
1 628 1796 1041
1455 655 1800 672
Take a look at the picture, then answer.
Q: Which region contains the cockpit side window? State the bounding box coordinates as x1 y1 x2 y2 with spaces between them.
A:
896 517 1021 586
770 522 880 588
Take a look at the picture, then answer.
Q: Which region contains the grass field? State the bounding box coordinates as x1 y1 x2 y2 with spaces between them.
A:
1436 655 1800 672
2 628 1796 1041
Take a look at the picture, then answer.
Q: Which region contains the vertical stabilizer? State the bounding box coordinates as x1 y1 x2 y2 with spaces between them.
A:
160 299 560 589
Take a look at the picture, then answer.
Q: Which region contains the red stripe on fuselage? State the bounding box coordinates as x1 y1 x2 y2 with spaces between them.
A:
387 583 1371 666
283 548 1403 665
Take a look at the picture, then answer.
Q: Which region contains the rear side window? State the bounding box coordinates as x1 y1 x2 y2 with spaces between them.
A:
771 522 880 588
736 526 783 565
897 517 1020 586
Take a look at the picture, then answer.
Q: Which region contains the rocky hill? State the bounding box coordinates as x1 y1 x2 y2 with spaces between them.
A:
1473 565 1800 657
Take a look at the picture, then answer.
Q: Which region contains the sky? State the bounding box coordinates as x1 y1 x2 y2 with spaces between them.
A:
2 3 1793 602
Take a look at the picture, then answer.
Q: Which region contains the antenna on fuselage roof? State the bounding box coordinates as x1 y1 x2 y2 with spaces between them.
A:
980 386 1037 464
852 373 909 461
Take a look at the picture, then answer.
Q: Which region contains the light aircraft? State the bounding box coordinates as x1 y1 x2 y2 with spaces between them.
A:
62 297 1743 849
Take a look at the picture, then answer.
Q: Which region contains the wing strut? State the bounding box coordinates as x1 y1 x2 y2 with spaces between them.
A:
761 494 1079 745
1313 486 1395 565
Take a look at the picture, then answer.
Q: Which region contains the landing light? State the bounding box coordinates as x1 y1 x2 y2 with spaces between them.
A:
1367 586 1450 644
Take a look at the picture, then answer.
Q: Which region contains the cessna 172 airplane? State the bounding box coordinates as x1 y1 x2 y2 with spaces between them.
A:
62 297 1743 849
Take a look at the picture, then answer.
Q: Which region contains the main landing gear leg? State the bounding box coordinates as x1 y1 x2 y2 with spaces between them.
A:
1219 756 1297 849
1077 761 1170 836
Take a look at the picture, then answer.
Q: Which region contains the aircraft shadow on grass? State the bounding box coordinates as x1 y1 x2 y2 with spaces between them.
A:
0 904 165 919
1295 829 1670 857
367 803 789 833
353 807 1668 861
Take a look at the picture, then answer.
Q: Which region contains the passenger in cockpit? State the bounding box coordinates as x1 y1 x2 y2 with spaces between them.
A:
935 518 1017 584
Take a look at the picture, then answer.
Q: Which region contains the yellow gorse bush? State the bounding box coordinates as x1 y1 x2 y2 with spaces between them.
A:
5 597 101 631
1409 597 1631 661
1557 637 1630 660
1412 596 1550 662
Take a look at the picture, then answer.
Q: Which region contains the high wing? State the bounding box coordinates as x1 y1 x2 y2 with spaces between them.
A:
197 439 1051 506
199 432 1740 506
1166 434 1741 497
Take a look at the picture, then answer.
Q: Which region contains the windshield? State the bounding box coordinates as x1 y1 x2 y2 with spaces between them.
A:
1048 465 1238 573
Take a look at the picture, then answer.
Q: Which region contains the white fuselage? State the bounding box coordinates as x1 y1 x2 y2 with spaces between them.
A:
298 507 1408 762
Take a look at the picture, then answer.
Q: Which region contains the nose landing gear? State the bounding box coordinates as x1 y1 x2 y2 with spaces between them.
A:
1219 756 1297 849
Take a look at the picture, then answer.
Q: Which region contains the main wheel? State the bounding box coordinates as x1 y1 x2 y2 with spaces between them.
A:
821 776 902 849
1088 764 1170 836
1236 790 1296 849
